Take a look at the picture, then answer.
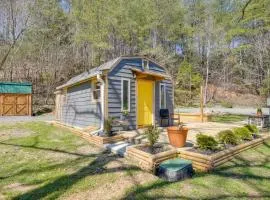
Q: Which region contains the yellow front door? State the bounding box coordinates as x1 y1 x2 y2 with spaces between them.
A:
137 79 154 127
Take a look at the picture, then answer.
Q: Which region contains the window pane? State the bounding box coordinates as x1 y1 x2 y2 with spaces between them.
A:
93 90 100 100
93 81 100 100
160 85 166 108
142 60 149 69
123 80 129 110
96 82 100 89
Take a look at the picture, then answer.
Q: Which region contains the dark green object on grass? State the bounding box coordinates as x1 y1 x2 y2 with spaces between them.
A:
0 82 32 94
157 158 193 182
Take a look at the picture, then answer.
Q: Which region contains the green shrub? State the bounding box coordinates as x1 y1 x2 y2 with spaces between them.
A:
220 101 233 108
244 124 259 134
104 117 114 136
144 126 160 148
196 134 218 150
217 130 238 145
233 127 253 140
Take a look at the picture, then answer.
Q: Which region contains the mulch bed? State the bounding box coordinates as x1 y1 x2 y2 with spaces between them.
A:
135 144 172 155
189 135 262 155
188 148 221 155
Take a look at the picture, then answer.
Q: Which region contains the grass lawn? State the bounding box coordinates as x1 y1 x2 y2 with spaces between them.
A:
0 122 269 200
210 114 247 123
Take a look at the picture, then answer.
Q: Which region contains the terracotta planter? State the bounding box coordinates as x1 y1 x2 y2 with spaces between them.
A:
167 126 188 148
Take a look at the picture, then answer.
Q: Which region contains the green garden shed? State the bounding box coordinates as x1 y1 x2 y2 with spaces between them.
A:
0 82 32 116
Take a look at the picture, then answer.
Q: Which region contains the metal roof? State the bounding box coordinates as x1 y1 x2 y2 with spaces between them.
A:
56 57 121 89
0 82 32 94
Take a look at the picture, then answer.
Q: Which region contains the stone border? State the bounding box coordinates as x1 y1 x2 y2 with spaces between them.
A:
126 144 177 172
51 121 124 147
178 135 270 171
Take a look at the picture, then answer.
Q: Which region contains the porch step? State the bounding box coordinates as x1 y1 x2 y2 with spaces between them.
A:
104 141 131 157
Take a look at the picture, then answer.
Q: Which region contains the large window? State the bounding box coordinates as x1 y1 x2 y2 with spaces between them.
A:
121 79 130 111
92 80 101 101
160 84 166 109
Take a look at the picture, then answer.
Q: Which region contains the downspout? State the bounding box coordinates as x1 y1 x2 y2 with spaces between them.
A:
91 73 105 135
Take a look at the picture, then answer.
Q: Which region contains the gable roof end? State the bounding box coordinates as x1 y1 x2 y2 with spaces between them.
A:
56 57 121 90
56 56 169 90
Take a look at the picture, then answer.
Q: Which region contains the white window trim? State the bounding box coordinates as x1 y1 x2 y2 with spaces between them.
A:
142 59 149 70
91 80 101 102
160 83 166 109
121 78 131 112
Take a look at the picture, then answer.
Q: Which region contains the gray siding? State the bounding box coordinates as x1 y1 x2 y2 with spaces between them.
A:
61 81 101 128
108 59 137 131
108 58 173 130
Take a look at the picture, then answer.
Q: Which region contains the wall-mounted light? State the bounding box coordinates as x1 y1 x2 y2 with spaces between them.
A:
132 72 136 79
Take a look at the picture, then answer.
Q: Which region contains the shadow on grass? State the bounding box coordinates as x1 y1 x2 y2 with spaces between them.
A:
0 142 94 157
0 155 100 181
122 141 270 200
4 136 270 199
6 142 141 200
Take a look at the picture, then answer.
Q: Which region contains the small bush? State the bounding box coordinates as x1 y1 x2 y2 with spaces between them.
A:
220 101 233 108
233 127 253 140
196 134 218 150
144 126 161 148
217 130 238 145
104 117 114 136
244 124 259 134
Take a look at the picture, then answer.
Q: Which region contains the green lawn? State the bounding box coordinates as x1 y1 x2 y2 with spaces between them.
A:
210 114 247 123
0 122 269 200
0 122 154 200
124 141 270 199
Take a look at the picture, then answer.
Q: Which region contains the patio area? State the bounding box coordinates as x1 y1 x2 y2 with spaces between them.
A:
121 121 244 149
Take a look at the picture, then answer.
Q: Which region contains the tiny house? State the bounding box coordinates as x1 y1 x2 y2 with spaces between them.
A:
55 56 174 132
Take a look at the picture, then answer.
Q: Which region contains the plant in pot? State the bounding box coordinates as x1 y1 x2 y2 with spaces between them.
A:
167 122 188 148
144 125 161 153
104 117 114 137
256 108 263 116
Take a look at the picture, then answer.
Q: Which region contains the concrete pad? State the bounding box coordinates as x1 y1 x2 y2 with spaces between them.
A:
105 141 131 157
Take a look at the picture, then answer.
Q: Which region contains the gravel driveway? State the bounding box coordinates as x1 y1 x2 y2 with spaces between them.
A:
0 114 54 124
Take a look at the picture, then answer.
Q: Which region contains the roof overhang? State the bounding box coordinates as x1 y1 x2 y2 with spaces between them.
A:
131 68 170 80
56 71 102 90
55 56 171 91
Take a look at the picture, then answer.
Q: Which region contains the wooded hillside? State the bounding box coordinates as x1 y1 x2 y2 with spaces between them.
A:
0 0 269 109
